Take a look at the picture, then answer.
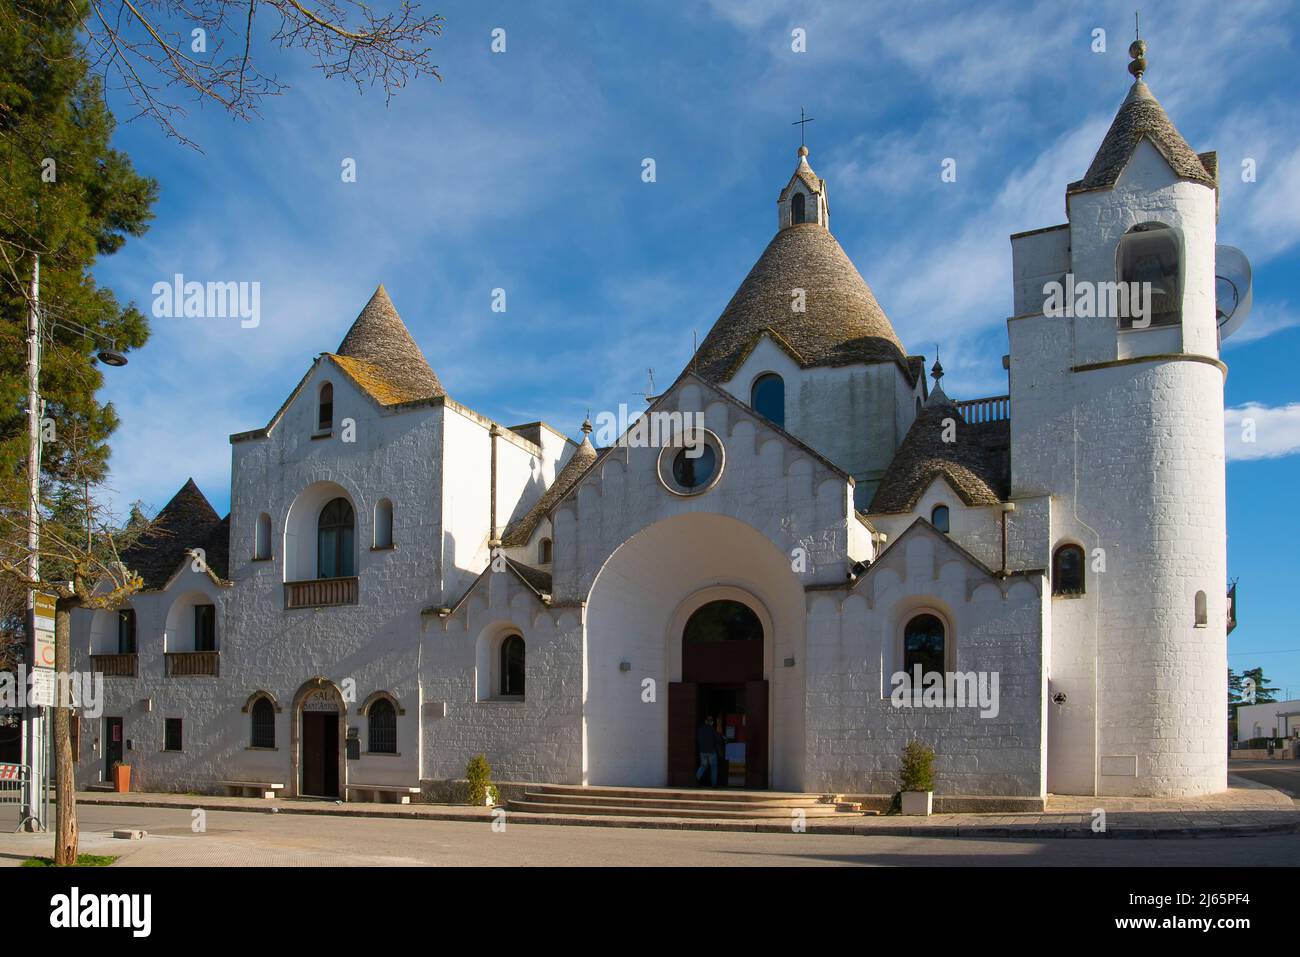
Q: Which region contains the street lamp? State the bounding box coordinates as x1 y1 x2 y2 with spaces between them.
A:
96 348 128 367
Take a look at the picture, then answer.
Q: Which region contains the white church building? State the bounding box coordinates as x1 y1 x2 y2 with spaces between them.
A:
72 44 1235 801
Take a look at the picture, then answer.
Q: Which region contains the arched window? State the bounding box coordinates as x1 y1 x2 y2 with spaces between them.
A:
538 537 553 564
903 613 946 681
1052 544 1085 597
317 382 334 431
500 635 525 698
373 499 393 549
792 191 806 224
931 505 950 534
251 697 275 749
1117 223 1183 328
368 698 397 754
317 498 355 578
1194 590 1208 627
254 512 272 560
751 373 785 427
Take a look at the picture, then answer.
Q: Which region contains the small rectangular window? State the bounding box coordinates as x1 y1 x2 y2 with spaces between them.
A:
194 604 216 651
164 718 183 752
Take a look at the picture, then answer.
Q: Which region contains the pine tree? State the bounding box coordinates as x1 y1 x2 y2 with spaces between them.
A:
0 0 157 490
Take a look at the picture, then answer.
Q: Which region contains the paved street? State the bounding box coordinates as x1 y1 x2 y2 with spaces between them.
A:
1229 760 1300 799
3 804 1299 867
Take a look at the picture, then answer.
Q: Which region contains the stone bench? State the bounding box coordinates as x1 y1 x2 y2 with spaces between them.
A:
220 780 284 799
346 783 422 804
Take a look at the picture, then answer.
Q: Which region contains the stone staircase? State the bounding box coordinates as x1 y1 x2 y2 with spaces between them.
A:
508 783 858 820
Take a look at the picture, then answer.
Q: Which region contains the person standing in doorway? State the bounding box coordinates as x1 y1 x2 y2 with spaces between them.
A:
696 716 721 787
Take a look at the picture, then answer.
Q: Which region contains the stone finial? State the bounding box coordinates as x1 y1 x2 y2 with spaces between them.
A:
798 144 809 158
1128 38 1147 80
581 413 593 436
930 348 944 384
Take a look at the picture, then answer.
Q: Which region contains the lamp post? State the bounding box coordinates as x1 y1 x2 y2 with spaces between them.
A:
20 253 128 832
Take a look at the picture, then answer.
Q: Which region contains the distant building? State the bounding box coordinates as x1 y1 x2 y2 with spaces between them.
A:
1237 700 1300 743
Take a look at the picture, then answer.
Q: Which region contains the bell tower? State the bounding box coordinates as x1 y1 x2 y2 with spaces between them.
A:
777 145 830 231
1007 37 1229 796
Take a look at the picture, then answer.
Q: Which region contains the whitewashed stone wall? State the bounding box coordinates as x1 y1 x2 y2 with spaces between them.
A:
422 571 582 784
724 338 920 510
804 525 1046 796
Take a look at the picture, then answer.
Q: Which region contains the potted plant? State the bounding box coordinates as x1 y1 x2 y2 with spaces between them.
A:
111 760 131 794
898 741 934 816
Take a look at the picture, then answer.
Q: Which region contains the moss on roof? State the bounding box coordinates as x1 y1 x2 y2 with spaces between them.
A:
328 353 435 406
334 285 444 402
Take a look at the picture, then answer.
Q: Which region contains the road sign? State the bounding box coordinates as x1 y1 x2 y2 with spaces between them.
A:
32 592 55 670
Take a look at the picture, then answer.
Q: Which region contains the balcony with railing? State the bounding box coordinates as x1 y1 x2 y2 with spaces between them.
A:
956 395 1010 424
165 651 220 677
90 653 137 678
285 576 359 610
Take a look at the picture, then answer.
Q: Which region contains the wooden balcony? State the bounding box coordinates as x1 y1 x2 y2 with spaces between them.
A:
285 576 359 610
165 651 220 677
91 653 137 678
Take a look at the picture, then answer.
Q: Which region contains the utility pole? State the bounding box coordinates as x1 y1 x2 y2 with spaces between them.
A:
22 253 45 832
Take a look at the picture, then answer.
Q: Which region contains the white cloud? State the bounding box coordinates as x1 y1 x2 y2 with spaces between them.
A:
1225 403 1300 461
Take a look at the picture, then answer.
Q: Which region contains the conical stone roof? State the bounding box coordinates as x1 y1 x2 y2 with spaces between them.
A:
1068 80 1215 194
120 478 222 589
501 431 599 547
868 393 1004 515
693 224 908 382
334 285 444 401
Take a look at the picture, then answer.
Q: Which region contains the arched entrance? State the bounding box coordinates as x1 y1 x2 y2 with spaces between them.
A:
292 678 346 799
668 598 768 789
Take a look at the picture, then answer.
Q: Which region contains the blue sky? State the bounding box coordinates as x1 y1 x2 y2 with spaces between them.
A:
88 0 1300 695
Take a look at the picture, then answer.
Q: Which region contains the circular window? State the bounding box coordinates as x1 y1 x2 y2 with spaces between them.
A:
672 444 716 488
657 428 724 496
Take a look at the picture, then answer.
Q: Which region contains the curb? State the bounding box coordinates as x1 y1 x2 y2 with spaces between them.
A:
74 794 1300 839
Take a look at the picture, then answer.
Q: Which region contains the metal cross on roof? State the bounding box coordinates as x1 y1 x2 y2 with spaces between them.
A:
792 107 815 146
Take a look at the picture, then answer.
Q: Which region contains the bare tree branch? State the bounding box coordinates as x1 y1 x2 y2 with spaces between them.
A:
70 0 444 148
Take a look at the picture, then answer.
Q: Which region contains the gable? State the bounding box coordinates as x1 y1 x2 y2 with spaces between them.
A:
854 517 1004 590
231 354 439 444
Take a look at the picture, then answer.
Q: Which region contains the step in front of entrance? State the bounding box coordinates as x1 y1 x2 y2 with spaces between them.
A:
508 784 843 820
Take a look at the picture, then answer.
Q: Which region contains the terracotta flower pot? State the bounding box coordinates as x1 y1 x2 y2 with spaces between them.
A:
112 765 131 793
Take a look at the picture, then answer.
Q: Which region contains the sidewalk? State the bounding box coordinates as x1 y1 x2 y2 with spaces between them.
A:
69 774 1299 840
